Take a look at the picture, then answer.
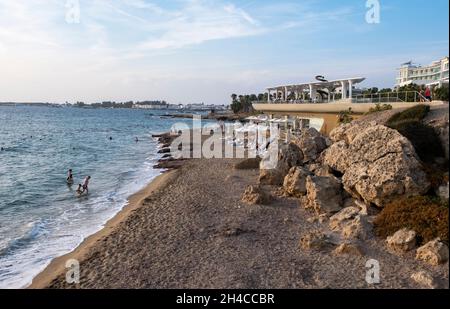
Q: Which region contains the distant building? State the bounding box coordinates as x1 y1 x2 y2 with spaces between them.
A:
184 103 227 111
395 57 449 88
133 101 168 109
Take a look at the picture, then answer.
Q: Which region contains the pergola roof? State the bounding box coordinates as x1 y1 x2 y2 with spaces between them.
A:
267 77 366 91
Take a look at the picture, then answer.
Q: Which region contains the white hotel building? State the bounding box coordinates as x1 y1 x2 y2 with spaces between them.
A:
395 56 449 88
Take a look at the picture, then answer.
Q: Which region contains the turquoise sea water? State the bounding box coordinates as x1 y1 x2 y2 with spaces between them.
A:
0 105 191 288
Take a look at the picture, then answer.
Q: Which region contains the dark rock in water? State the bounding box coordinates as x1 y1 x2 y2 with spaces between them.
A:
157 148 171 154
162 153 172 159
153 159 185 170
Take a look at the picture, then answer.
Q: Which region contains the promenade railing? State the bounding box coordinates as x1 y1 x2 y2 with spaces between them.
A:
253 91 428 104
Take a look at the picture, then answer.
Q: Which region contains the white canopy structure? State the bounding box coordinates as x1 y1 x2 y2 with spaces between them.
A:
266 77 366 103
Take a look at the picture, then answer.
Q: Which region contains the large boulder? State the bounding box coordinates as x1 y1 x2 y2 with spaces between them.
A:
259 143 303 185
305 175 343 214
416 238 449 266
241 185 272 205
386 228 417 255
324 124 430 207
283 166 311 197
292 128 328 163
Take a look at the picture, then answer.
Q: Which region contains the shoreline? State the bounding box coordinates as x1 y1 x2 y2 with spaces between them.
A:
29 169 179 289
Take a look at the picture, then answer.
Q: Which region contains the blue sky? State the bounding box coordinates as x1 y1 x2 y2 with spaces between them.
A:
0 0 448 104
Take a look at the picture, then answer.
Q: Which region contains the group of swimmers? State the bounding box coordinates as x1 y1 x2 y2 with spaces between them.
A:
67 169 91 196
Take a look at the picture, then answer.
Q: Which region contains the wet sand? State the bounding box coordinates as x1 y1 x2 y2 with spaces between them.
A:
30 157 448 289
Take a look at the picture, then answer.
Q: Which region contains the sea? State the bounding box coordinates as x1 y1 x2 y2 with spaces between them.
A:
0 105 199 288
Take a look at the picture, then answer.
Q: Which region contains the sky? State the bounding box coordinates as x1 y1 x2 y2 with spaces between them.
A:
0 0 448 105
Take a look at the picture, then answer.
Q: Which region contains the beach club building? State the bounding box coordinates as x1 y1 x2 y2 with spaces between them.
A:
266 77 366 104
252 74 445 135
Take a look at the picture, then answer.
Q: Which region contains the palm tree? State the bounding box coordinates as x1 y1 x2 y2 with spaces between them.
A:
231 94 237 103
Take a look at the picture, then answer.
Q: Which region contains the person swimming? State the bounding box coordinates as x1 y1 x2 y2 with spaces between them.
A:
67 169 74 184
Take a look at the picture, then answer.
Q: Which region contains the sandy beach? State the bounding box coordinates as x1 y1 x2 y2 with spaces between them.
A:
30 155 449 289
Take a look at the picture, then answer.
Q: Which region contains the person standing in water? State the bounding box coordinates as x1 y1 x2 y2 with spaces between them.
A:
67 169 74 184
82 176 91 194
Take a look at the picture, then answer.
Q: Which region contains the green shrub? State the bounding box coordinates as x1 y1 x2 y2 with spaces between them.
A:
366 103 392 115
433 85 449 101
386 104 430 125
374 196 449 245
338 108 354 124
387 119 444 163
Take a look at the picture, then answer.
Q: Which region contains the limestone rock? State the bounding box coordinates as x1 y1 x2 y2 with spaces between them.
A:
386 228 416 255
292 128 328 163
259 143 303 185
305 175 343 214
411 271 439 289
329 207 360 230
308 163 334 177
333 242 364 256
416 238 449 266
241 185 272 205
283 166 311 197
341 215 371 240
324 124 430 207
300 231 334 250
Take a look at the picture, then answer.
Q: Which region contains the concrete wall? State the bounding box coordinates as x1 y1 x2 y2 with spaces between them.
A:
253 101 445 115
253 101 446 135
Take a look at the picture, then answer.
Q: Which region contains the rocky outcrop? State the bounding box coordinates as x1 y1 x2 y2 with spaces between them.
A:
416 238 449 266
292 128 329 163
283 166 311 197
305 175 343 214
424 105 449 160
241 185 272 205
259 143 303 185
386 228 416 255
324 124 430 207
